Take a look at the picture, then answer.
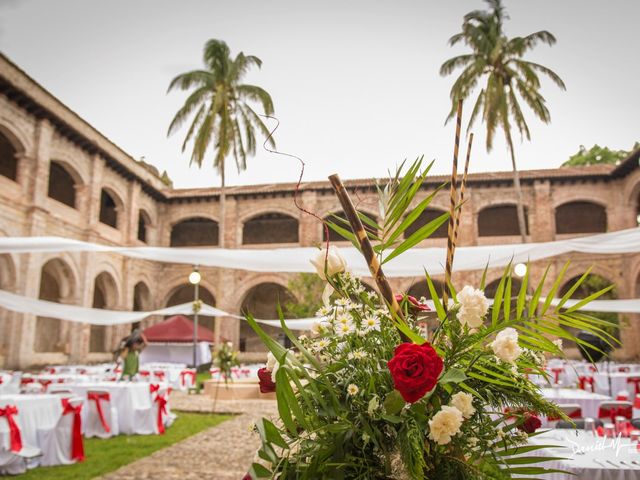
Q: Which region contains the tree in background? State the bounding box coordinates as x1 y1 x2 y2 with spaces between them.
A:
562 142 640 167
167 39 275 248
441 0 565 243
284 273 325 319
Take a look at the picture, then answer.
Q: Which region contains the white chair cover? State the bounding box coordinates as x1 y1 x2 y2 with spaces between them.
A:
84 390 119 439
36 397 84 466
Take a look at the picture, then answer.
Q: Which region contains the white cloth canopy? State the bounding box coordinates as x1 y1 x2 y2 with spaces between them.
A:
0 288 639 332
0 227 638 276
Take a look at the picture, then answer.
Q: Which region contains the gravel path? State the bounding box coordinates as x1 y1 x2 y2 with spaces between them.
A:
100 393 277 480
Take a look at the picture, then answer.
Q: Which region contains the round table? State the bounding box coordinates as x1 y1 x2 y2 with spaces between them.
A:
541 388 611 425
64 382 156 435
595 373 640 397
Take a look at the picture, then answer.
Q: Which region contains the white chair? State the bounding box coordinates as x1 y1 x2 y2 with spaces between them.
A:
0 406 41 475
37 397 85 466
133 386 174 435
85 390 119 438
1 373 21 395
179 369 196 390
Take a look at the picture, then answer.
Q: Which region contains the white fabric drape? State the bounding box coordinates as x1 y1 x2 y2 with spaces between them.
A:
0 288 640 332
0 227 638 276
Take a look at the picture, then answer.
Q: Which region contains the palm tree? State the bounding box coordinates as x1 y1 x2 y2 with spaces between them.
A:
168 39 275 248
440 0 565 242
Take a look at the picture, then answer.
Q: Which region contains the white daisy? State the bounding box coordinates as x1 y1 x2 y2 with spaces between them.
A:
315 306 332 317
347 384 359 396
336 313 352 325
334 298 350 307
336 322 354 337
315 339 330 350
362 315 380 331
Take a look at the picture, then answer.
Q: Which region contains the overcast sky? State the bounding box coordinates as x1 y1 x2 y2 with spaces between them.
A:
0 0 638 189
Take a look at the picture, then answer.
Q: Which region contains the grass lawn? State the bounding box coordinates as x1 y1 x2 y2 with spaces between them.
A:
21 412 231 480
196 370 212 390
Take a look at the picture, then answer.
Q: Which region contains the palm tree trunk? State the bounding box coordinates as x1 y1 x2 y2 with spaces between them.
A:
505 129 528 243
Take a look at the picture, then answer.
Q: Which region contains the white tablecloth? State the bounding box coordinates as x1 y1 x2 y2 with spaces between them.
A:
0 394 62 455
542 388 612 424
65 382 155 435
140 342 211 367
595 373 640 397
527 429 640 479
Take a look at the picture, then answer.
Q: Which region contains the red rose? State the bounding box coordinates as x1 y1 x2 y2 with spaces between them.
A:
387 342 443 403
257 368 276 393
395 294 430 312
242 474 252 480
519 412 542 434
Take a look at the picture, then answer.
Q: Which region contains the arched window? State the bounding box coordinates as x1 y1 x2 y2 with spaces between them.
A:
47 162 77 208
137 211 150 243
166 284 216 331
170 217 219 247
484 277 523 299
131 281 151 331
240 283 296 352
99 189 118 228
404 208 448 239
478 205 528 236
243 213 299 244
407 279 445 300
91 272 118 353
555 201 607 234
35 259 75 353
323 211 378 242
0 131 18 181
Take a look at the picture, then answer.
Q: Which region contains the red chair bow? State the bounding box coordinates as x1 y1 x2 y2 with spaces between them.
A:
578 376 595 392
153 371 166 381
0 405 22 452
61 399 85 462
48 368 56 374
39 379 52 391
139 371 150 377
550 367 564 384
87 392 111 433
619 366 631 373
77 368 87 375
20 378 34 385
155 394 168 435
627 377 640 395
149 384 160 395
0 377 3 385
598 405 633 423
180 370 195 387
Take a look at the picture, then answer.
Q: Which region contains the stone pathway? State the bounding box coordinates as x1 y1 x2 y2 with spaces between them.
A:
101 393 277 480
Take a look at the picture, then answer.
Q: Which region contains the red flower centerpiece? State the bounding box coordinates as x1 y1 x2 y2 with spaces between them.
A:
519 412 542 434
257 368 276 393
387 342 443 403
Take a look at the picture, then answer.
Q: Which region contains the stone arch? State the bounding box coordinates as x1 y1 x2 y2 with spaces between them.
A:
239 282 296 353
99 188 122 229
165 283 217 332
0 128 20 182
407 278 445 300
322 210 379 242
404 208 448 239
555 201 607 234
90 271 120 353
0 253 17 356
170 217 219 247
133 281 152 311
137 209 152 243
48 160 80 208
242 212 299 244
35 258 77 353
484 277 523 298
478 204 528 237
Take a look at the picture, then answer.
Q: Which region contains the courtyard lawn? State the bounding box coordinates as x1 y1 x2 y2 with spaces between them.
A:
197 370 212 390
20 412 231 480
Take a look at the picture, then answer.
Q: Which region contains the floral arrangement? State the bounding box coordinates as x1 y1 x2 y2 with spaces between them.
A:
244 159 614 479
213 340 240 383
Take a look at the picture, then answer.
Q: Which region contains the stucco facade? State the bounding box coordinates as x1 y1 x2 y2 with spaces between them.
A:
1 53 639 369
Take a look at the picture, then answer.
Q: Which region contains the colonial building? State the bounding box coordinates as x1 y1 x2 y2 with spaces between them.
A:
1 52 639 368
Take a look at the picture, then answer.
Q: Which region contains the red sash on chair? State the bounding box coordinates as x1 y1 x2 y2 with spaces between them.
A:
155 394 168 435
180 370 195 387
598 405 633 423
20 378 34 386
87 392 111 433
619 366 631 373
153 371 166 381
39 379 52 391
627 378 640 396
634 395 640 410
61 398 85 462
139 370 150 378
149 384 160 396
550 367 564 384
0 405 22 452
579 376 595 392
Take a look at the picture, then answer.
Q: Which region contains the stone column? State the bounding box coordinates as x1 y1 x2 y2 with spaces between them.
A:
531 181 554 242
299 191 319 246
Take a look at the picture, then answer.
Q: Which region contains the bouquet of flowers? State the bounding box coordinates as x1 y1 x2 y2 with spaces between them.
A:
214 340 240 383
244 158 615 479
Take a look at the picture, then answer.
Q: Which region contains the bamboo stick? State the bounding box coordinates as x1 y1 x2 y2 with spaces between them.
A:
442 99 463 310
328 174 410 342
452 133 474 258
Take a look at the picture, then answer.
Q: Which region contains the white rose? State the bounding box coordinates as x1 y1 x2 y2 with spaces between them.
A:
456 286 490 328
491 327 523 363
310 246 347 280
449 392 475 419
553 339 563 351
428 405 464 445
266 351 277 371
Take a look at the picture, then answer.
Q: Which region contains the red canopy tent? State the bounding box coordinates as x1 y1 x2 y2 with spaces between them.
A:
140 315 214 366
143 315 214 343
